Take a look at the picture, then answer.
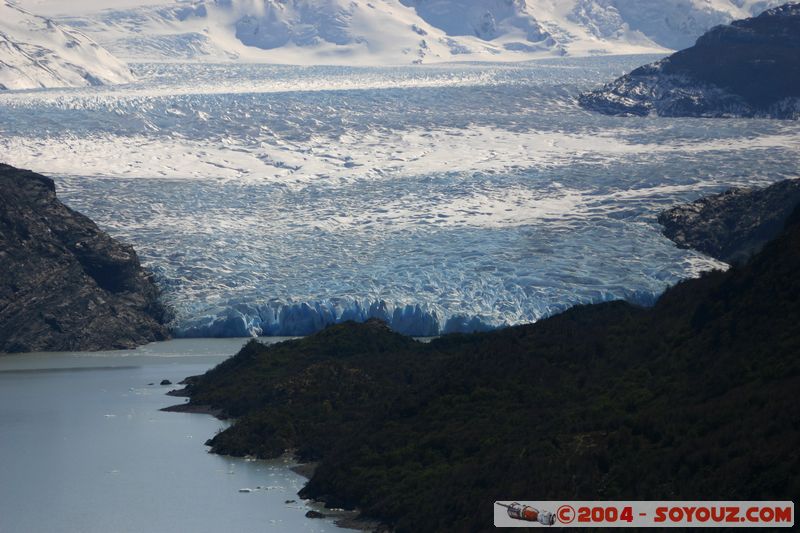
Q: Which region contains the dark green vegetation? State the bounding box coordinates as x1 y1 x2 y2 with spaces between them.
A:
178 209 800 532
0 164 169 352
580 3 800 119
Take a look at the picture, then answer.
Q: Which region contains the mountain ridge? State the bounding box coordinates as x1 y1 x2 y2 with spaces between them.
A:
578 2 800 119
14 0 788 65
0 0 135 90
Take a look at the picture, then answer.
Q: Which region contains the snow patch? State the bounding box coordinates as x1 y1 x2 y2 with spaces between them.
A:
0 1 134 90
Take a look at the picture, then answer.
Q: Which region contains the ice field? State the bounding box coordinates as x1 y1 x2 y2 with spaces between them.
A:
2 56 799 336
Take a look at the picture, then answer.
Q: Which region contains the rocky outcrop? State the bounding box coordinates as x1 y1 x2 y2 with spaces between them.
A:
0 164 169 353
658 179 800 264
579 3 800 119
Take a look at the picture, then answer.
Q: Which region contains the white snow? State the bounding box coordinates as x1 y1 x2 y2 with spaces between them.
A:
7 0 788 65
0 1 135 90
3 124 797 187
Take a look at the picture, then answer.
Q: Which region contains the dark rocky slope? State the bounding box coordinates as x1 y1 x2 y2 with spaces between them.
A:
0 164 169 353
659 178 800 265
579 3 800 119
173 204 800 530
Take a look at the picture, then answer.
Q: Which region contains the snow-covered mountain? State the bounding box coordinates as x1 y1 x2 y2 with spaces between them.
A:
0 1 135 90
8 1 789 65
0 1 788 85
8 0 785 65
582 0 784 50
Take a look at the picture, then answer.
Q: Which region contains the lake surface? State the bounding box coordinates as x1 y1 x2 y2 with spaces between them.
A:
0 339 352 533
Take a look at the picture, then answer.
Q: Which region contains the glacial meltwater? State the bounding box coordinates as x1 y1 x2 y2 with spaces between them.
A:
0 339 351 533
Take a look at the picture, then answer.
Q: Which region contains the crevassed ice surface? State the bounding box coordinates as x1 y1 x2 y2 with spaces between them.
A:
1 57 799 336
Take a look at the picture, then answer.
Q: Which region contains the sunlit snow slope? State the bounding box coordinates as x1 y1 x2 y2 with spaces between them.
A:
0 1 135 90
13 0 788 65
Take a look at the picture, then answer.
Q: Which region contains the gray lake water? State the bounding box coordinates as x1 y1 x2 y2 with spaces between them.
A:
0 339 352 533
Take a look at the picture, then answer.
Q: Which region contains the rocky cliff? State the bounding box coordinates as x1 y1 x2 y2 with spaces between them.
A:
579 3 800 119
0 164 169 353
658 179 800 264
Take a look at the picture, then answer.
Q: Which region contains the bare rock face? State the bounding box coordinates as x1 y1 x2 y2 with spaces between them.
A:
658 179 800 265
579 3 800 119
0 164 170 353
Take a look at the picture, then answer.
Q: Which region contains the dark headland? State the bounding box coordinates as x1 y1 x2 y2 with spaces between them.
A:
579 3 800 119
0 164 170 353
169 183 800 531
658 178 800 265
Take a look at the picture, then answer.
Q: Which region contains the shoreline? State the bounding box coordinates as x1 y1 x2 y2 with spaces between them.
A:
160 402 225 418
162 394 385 531
157 182 800 533
288 461 384 531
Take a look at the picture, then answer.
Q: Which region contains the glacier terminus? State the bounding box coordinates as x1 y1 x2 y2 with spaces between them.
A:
2 56 798 337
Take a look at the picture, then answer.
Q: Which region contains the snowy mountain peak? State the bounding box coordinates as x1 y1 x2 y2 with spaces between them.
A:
7 0 791 65
0 1 135 90
400 0 552 42
226 0 358 50
10 0 637 64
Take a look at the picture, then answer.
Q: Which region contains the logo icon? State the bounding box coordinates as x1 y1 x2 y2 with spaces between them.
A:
496 502 556 526
557 504 576 524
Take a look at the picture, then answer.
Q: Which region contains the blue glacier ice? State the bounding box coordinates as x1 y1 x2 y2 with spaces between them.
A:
1 58 798 337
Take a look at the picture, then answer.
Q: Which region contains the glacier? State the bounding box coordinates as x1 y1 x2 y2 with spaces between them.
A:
1 57 799 337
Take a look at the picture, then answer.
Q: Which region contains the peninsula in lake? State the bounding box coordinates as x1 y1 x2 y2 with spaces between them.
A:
170 183 800 531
